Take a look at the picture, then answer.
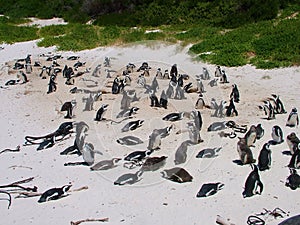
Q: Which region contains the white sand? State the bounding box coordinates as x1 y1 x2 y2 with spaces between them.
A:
0 39 299 225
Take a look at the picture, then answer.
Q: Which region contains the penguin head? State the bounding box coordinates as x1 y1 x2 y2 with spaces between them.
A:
145 149 154 156
216 183 225 190
102 104 109 110
138 120 144 126
62 184 72 193
263 142 270 150
292 107 297 113
112 158 122 163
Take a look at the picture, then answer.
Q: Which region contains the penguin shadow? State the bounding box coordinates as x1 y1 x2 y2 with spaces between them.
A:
232 159 244 166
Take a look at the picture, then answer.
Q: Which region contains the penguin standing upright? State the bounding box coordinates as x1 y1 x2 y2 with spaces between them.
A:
286 132 300 155
288 145 300 169
260 100 275 120
271 125 284 144
147 129 162 150
237 137 256 165
230 84 240 103
258 143 272 171
61 100 76 119
159 90 168 109
95 104 108 121
47 75 57 94
215 66 222 77
255 124 264 140
286 108 299 127
244 125 257 147
271 94 286 114
243 164 263 198
285 169 300 190
174 141 191 165
149 90 160 107
226 98 238 117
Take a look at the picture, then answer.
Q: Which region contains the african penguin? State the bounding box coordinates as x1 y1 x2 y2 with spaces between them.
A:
242 164 263 198
286 132 300 155
162 112 185 122
271 125 284 144
141 156 168 172
285 168 300 190
244 125 257 147
286 108 299 127
258 143 272 171
114 170 143 185
90 158 121 171
255 124 264 140
196 183 224 198
38 185 72 203
237 137 256 165
196 147 222 158
124 149 153 163
121 120 144 132
61 100 76 119
230 84 240 103
288 146 300 169
147 129 162 150
95 104 109 121
116 136 144 146
161 167 193 183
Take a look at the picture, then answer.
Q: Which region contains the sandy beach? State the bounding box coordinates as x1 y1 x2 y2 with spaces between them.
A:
0 38 299 225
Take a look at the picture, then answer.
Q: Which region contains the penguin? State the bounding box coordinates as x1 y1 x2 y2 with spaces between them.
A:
147 129 162 150
83 94 94 111
188 123 203 144
161 167 193 183
166 81 176 98
103 57 111 67
149 90 160 107
259 100 275 120
225 98 238 117
183 82 194 93
141 156 168 172
288 146 300 169
208 78 218 87
17 71 28 84
196 147 222 158
162 112 185 122
207 121 228 132
196 183 224 198
242 164 263 198
271 125 284 144
195 96 206 109
95 104 109 121
286 108 299 127
170 64 178 77
244 125 257 147
255 124 264 140
137 74 146 87
177 74 184 87
73 61 86 70
278 215 300 225
174 84 186 100
124 149 153 162
159 90 168 109
38 184 72 203
37 136 55 151
237 138 256 165
197 78 205 94
286 132 300 155
112 77 120 94
271 94 286 114
163 69 169 79
121 120 144 132
202 67 210 80
47 75 57 94
61 100 76 119
67 55 80 60
190 110 203 131
90 158 121 171
114 170 143 185
230 84 240 103
150 76 159 93
116 107 139 118
156 124 173 138
174 141 191 165
220 70 229 83
285 168 300 190
116 136 144 146
215 66 222 77
258 143 272 171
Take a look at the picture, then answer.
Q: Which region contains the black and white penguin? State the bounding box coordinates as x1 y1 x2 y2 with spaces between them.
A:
112 77 120 94
286 132 300 155
255 124 264 140
161 167 193 183
215 66 222 77
116 136 144 146
230 84 240 103
170 64 178 77
288 146 300 169
95 104 109 121
114 170 143 185
271 94 287 114
37 136 55 151
156 68 162 78
202 67 210 80
286 108 299 127
196 183 224 198
166 81 176 98
147 129 162 150
190 110 203 131
207 121 228 132
162 112 185 122
177 74 184 87
271 125 284 144
258 143 272 171
116 107 139 118
159 90 168 109
90 158 121 171
285 168 300 190
61 100 76 119
196 147 222 158
237 137 256 165
124 149 153 162
188 123 203 144
174 141 191 165
225 98 238 117
83 94 94 111
156 125 173 138
17 71 28 84
195 96 206 109
73 61 86 70
141 156 168 172
220 70 229 83
121 120 144 132
242 164 263 198
38 184 72 203
259 100 275 120
244 125 257 147
47 75 57 94
67 55 80 60
163 69 169 79
149 90 160 107
208 78 218 87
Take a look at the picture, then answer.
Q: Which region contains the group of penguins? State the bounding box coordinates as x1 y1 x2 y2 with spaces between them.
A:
5 53 300 218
